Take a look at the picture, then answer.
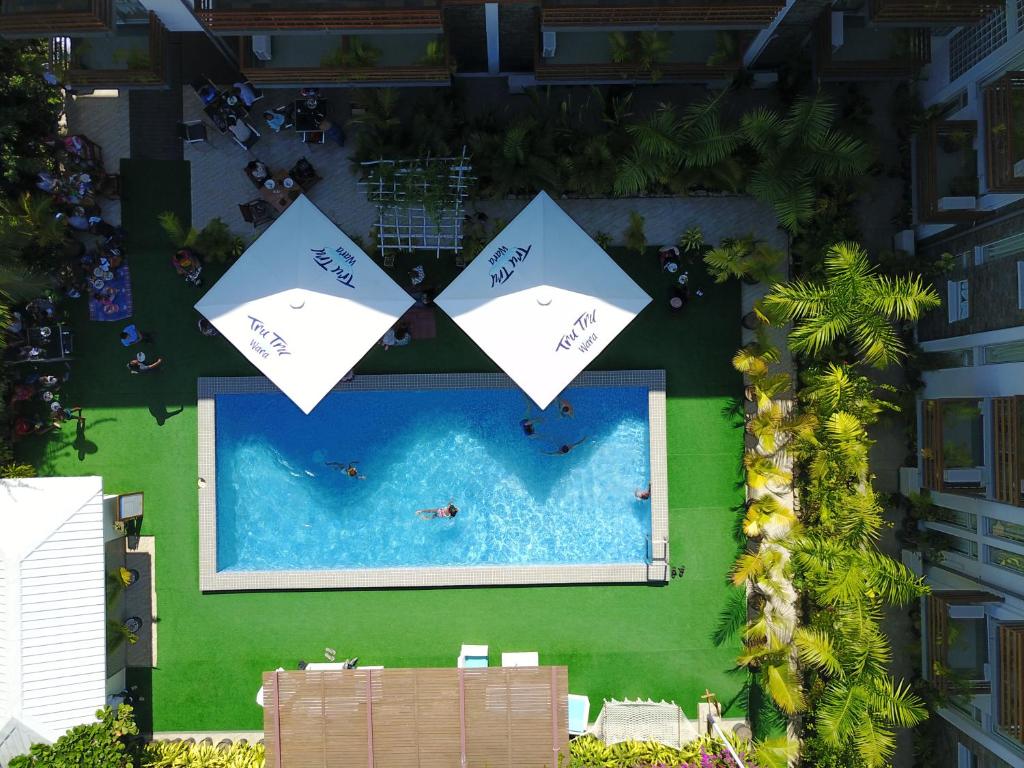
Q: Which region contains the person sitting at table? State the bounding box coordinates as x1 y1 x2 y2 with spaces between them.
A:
197 83 218 105
318 118 345 147
56 209 90 232
245 160 269 185
233 81 258 108
263 110 285 133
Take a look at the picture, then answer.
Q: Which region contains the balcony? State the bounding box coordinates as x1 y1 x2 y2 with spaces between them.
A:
238 33 451 86
922 399 988 497
984 73 1024 193
869 0 1003 23
0 0 111 35
816 12 930 80
50 10 166 87
195 1 443 34
534 29 746 83
917 120 980 222
539 1 786 28
998 623 1024 749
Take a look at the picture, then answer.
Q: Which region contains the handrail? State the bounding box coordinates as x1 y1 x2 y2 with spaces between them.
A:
196 6 442 32
541 4 785 27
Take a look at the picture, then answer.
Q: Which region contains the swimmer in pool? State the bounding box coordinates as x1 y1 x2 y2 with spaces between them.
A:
635 483 651 500
558 397 574 418
543 437 588 456
520 405 542 437
417 502 458 520
326 461 365 480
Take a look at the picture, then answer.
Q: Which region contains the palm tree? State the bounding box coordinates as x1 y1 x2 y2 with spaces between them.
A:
741 94 873 231
704 234 785 284
742 495 797 539
765 241 940 367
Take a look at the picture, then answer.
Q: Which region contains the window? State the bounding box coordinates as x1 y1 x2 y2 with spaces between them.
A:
942 533 979 559
949 6 1008 81
983 340 1024 364
922 399 988 495
947 278 970 322
977 232 1024 264
988 518 1024 545
1019 261 1024 310
933 506 978 530
990 545 1024 574
1019 0 1024 33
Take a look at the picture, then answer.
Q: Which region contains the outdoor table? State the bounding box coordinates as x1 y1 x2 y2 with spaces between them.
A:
204 93 247 134
258 172 303 213
16 324 73 362
293 98 328 133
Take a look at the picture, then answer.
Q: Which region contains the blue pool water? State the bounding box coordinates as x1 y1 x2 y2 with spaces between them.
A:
215 385 651 571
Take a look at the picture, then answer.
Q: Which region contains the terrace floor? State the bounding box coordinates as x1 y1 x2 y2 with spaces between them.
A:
18 153 780 733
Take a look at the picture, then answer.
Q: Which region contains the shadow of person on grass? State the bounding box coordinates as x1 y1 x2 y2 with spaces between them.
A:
148 403 184 426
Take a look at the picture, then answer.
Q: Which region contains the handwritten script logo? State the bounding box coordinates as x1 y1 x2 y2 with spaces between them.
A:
312 246 356 288
247 315 291 359
554 309 598 354
489 243 532 288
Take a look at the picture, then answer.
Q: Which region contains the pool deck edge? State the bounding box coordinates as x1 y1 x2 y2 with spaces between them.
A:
197 370 668 592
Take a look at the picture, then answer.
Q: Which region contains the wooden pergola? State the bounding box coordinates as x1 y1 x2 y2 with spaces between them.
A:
263 667 570 768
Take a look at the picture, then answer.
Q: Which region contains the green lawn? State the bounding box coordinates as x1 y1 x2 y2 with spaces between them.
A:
20 160 748 732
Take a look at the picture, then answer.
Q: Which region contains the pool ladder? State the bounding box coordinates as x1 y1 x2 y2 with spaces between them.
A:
646 536 669 582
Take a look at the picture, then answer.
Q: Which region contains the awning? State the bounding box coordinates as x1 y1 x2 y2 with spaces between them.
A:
195 195 413 414
436 192 651 408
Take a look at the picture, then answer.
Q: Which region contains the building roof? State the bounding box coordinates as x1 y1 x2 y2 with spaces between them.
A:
262 666 569 768
0 477 107 754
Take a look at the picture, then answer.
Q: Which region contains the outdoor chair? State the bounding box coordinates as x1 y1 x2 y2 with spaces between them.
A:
177 121 208 145
289 157 322 190
568 694 590 737
239 200 275 231
501 651 539 667
240 80 264 105
231 121 261 152
456 644 488 668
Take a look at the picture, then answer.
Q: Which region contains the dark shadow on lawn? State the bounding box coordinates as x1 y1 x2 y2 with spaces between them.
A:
149 403 184 426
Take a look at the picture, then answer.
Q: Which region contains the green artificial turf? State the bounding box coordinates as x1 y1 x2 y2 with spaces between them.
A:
20 160 749 732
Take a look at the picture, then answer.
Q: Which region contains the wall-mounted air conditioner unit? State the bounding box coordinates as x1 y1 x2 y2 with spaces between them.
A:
542 31 556 59
252 35 272 62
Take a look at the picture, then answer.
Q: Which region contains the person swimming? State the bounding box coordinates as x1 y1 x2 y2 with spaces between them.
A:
558 397 574 418
543 437 588 456
417 502 458 520
635 483 651 500
326 461 365 479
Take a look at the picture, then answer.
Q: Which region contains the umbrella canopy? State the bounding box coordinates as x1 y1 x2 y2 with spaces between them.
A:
195 195 413 414
437 192 651 408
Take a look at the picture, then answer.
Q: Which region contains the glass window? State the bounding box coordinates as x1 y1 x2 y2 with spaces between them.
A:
987 518 1024 546
921 349 974 369
932 506 978 531
947 616 988 680
949 6 1008 81
983 340 1024 364
941 400 986 493
942 534 979 559
978 231 1024 264
990 545 1024 574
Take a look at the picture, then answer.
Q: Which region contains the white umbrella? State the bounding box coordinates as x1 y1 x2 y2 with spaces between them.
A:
437 192 651 408
195 195 413 414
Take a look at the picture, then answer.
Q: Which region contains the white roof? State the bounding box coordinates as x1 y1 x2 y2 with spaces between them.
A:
0 477 107 751
195 195 414 414
437 192 651 408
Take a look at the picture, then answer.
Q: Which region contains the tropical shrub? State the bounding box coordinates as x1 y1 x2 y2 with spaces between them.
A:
142 739 265 768
704 235 784 284
0 39 63 190
624 211 646 256
158 211 244 263
9 705 140 768
566 734 794 768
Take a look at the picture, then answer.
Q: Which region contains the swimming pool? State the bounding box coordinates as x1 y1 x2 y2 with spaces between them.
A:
198 372 668 590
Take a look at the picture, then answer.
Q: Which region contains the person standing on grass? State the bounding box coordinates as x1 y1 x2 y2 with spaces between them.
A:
127 355 164 374
50 401 84 427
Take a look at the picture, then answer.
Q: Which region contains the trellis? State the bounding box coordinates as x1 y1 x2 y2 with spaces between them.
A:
357 148 473 262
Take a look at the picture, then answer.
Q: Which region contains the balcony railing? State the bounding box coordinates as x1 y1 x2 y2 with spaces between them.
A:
195 2 443 33
869 0 1003 23
984 72 1024 193
917 120 980 223
238 35 451 86
816 13 930 80
51 11 166 87
540 2 786 27
0 0 111 34
927 591 1003 694
921 398 988 494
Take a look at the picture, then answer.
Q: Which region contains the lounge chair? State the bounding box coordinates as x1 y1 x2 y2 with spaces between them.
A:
568 694 590 737
500 651 539 667
457 644 488 668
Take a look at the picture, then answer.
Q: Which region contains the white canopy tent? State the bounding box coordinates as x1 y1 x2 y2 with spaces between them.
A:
195 195 414 414
436 192 651 408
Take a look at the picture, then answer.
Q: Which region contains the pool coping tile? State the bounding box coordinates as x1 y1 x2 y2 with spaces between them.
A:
198 370 667 591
